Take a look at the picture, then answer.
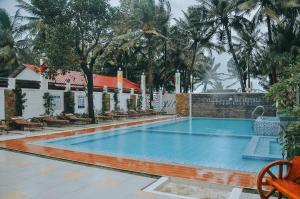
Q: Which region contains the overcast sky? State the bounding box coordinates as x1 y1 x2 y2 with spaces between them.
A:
0 0 264 92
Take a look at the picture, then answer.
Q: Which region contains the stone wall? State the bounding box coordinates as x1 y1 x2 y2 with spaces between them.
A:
192 93 276 118
130 95 137 110
176 94 189 116
102 93 110 112
4 90 16 120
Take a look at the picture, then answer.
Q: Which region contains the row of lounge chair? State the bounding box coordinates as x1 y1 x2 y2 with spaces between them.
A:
0 110 161 134
0 114 92 133
96 110 159 120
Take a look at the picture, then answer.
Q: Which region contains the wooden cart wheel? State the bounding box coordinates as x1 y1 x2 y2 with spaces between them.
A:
257 160 292 199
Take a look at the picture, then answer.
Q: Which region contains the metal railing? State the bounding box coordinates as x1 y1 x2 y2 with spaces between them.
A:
252 105 265 118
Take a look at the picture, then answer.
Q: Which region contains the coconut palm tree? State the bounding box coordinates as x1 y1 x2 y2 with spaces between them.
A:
0 8 33 77
237 0 300 84
196 58 223 92
232 17 262 89
131 0 170 107
175 7 220 92
198 0 246 92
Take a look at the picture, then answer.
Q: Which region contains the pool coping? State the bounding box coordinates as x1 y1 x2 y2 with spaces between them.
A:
0 116 258 189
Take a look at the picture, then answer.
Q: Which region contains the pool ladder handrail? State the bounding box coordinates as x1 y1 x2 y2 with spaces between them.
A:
252 105 265 118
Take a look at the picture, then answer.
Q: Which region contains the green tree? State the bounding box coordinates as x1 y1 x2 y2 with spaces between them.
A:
0 8 33 77
196 58 223 92
21 0 112 123
237 0 300 84
198 0 246 92
175 7 219 92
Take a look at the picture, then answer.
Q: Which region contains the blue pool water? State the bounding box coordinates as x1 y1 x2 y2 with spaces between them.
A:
37 118 282 173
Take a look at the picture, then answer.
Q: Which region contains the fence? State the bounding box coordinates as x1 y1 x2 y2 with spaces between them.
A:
0 88 141 120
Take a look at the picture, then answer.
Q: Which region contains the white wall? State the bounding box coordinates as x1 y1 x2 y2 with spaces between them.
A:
0 89 5 120
22 89 44 119
108 92 114 111
121 93 131 112
93 92 102 113
17 68 41 81
3 88 141 119
74 91 88 114
48 90 64 116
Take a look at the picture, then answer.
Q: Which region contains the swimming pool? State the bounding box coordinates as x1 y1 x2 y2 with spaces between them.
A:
37 118 282 173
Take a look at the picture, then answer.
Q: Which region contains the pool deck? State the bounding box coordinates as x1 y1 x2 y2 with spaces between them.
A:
0 116 258 189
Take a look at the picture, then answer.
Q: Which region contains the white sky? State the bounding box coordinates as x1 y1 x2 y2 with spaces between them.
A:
0 0 264 92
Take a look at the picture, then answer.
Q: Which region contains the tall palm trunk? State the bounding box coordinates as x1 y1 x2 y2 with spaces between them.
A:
224 23 246 92
147 37 154 109
190 41 198 93
266 16 277 84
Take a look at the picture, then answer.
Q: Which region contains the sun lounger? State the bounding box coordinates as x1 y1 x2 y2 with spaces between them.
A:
11 117 43 130
64 114 92 124
38 115 70 126
96 114 114 121
104 112 127 119
127 110 141 118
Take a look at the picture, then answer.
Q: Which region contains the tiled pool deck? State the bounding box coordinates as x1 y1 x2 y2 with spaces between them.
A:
0 149 173 199
0 116 258 190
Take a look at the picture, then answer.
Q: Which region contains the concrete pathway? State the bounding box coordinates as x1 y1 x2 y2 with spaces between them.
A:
0 150 176 199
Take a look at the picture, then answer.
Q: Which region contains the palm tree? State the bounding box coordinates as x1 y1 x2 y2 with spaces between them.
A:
233 17 262 89
175 7 219 92
0 8 33 77
196 58 223 92
131 0 170 107
198 0 246 92
237 0 300 84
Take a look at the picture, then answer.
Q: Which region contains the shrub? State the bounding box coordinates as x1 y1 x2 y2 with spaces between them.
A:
13 87 26 116
64 91 75 114
43 92 54 115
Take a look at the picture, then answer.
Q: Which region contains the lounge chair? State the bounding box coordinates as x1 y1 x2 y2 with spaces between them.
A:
104 112 127 119
115 112 129 118
64 114 92 124
257 156 300 199
11 117 43 130
140 109 156 116
38 115 70 126
127 110 141 118
96 114 114 121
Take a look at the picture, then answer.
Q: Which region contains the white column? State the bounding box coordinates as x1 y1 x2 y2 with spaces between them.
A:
8 78 16 89
117 68 123 110
175 70 181 94
159 88 163 112
103 85 108 93
40 77 48 90
65 82 71 91
130 88 134 95
141 73 146 110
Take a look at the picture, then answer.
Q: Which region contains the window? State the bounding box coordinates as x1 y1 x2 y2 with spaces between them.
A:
78 96 85 109
52 96 61 110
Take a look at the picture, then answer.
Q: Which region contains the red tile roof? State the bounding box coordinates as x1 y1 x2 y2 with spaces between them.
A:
22 64 140 91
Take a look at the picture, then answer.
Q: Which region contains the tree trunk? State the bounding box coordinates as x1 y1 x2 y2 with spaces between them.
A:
81 61 95 124
224 23 246 92
190 41 198 93
147 37 154 109
247 60 251 90
86 71 96 123
266 16 277 84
